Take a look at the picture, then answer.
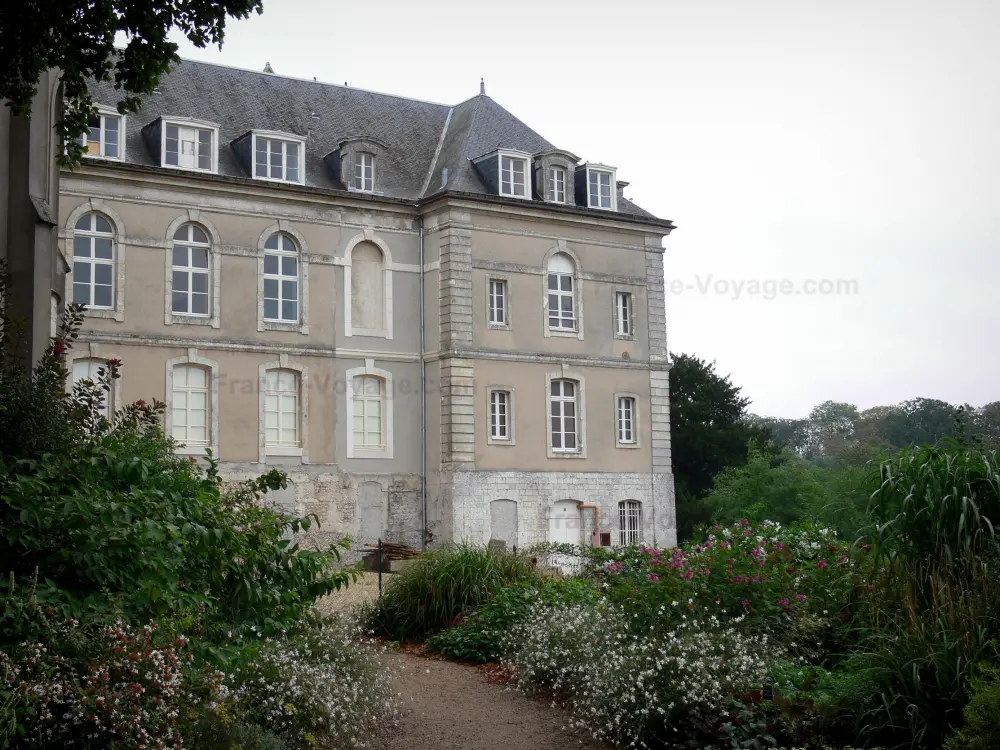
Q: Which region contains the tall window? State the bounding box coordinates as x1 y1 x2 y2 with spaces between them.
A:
550 379 578 452
171 224 211 316
588 169 613 209
617 396 636 444
72 359 112 420
353 375 384 449
354 153 374 191
615 292 633 337
264 369 300 449
490 390 511 440
547 253 576 331
351 242 385 332
488 278 507 326
254 135 301 182
79 111 121 158
547 167 566 203
500 155 528 197
263 233 299 322
165 123 213 171
72 213 115 309
171 365 210 448
619 501 641 545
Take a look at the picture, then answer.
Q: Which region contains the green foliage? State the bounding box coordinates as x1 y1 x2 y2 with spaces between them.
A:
367 544 539 641
0 0 262 164
427 578 599 662
669 352 772 540
944 665 1000 750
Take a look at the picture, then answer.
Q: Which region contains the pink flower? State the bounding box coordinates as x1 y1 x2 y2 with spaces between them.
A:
741 599 751 608
777 598 790 607
603 561 624 575
796 593 806 602
816 559 829 569
647 573 659 582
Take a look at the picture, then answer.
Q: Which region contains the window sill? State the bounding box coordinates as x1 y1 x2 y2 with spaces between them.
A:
548 329 581 339
265 445 302 457
348 448 393 460
487 437 516 446
162 163 218 176
253 175 305 186
350 327 390 339
176 445 211 457
498 191 532 201
549 449 586 459
614 333 636 341
83 307 125 322
487 323 511 331
260 319 308 334
615 442 640 450
166 313 218 328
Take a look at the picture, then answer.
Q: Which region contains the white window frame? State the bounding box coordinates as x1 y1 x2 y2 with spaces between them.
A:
251 130 306 185
542 244 584 340
487 386 515 445
70 358 114 421
66 344 122 417
170 223 212 318
547 166 566 203
164 349 220 458
614 290 635 339
586 164 618 211
616 394 639 447
63 201 127 322
161 117 219 173
546 368 587 459
497 149 532 200
262 233 300 323
619 500 642 546
353 152 375 192
164 211 222 328
258 355 308 462
488 277 509 328
79 105 124 160
346 360 394 460
256 222 310 334
70 212 116 311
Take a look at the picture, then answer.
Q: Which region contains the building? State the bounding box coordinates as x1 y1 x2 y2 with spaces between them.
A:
2 69 66 365
59 59 677 551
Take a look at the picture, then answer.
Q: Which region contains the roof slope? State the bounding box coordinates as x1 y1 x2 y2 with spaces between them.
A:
86 58 667 223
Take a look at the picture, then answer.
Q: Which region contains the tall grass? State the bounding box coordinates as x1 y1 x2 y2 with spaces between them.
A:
851 440 1000 747
367 544 539 641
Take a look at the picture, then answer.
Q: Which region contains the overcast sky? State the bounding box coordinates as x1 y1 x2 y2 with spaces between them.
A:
164 0 1000 418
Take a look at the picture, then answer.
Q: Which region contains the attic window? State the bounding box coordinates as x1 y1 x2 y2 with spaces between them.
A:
547 166 566 203
252 131 305 184
586 166 617 211
500 153 529 199
78 107 122 159
354 153 374 192
163 120 217 172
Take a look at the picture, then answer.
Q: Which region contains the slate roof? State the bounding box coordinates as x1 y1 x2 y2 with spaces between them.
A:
87 58 669 226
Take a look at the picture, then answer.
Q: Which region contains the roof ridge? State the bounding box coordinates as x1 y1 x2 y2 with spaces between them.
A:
420 106 454 197
461 94 489 159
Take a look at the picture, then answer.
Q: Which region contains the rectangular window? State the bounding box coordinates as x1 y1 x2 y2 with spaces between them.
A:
490 390 510 440
264 370 299 448
171 365 210 448
550 379 578 452
79 112 121 159
254 136 301 182
588 169 613 209
72 359 112 420
547 167 566 203
354 153 374 191
488 278 507 326
165 124 214 171
547 273 575 330
619 501 641 545
500 155 528 197
353 375 384 449
617 396 636 444
615 292 633 337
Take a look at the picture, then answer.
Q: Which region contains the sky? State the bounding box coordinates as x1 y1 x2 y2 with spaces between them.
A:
164 0 1000 418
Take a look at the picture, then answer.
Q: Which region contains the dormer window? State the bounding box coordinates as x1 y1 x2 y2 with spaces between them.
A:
500 153 529 198
547 167 566 203
162 120 218 172
252 131 305 184
588 167 616 210
78 107 122 159
354 153 375 192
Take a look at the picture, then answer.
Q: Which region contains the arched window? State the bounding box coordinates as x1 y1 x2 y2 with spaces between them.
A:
263 369 300 449
72 213 115 309
547 252 576 331
171 224 211 316
618 500 642 546
352 374 385 449
71 358 112 420
171 364 211 448
263 232 299 322
351 242 384 332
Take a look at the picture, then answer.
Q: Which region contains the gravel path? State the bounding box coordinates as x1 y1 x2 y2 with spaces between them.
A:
385 652 607 750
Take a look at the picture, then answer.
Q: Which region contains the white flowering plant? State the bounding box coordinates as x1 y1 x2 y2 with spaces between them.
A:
504 598 780 748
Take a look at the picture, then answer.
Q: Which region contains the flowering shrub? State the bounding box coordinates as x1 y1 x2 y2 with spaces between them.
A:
0 619 202 748
504 599 779 748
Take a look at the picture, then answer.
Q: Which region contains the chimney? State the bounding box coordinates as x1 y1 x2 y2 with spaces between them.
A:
263 62 274 74
480 78 485 96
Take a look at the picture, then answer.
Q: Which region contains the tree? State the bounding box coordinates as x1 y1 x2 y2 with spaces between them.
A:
1 0 262 164
668 353 770 540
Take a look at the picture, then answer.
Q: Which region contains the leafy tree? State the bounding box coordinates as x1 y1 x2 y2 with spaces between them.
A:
0 0 262 164
668 352 770 539
973 401 1000 448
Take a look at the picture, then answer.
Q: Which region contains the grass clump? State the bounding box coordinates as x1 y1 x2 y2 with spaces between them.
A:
367 543 538 641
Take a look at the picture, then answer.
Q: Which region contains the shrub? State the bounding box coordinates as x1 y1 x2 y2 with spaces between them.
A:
367 544 538 641
944 665 1000 750
427 578 599 662
505 599 779 748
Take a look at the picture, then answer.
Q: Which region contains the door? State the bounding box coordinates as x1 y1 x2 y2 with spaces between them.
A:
548 500 582 573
